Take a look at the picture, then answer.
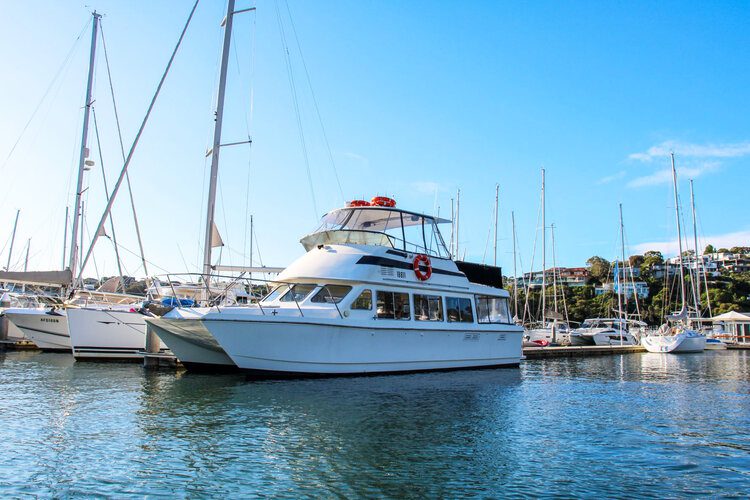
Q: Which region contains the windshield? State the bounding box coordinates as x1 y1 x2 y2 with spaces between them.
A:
308 207 451 258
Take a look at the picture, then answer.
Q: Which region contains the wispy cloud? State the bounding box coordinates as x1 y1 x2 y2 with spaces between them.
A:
596 170 626 185
633 229 750 256
629 140 750 162
624 140 750 188
411 181 448 195
627 161 721 188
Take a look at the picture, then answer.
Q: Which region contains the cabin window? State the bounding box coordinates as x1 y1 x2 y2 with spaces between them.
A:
351 289 373 310
446 297 474 323
279 284 316 303
475 295 511 324
261 285 287 303
414 294 443 321
376 291 411 320
311 285 352 303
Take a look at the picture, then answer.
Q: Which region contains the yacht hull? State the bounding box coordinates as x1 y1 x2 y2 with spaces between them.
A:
67 308 167 360
641 332 706 353
146 315 235 370
4 308 70 351
206 318 523 375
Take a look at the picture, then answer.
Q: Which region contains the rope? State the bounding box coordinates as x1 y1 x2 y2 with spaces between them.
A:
283 0 345 205
99 22 150 277
77 0 200 282
274 0 318 219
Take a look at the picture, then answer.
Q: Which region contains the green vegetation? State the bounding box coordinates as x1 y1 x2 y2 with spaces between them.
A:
507 251 750 326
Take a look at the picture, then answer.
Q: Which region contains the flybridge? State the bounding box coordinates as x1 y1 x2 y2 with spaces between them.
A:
301 201 452 258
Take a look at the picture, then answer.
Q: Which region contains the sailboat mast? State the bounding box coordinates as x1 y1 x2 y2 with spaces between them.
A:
455 189 460 259
512 210 518 320
670 153 687 313
689 179 701 311
618 203 627 317
62 207 69 270
6 209 20 271
202 0 236 277
68 11 101 285
493 184 499 267
541 168 546 326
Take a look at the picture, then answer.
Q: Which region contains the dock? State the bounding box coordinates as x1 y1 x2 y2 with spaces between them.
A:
523 344 646 359
0 339 39 351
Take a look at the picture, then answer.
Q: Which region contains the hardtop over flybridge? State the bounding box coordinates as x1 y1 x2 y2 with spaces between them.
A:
147 196 524 375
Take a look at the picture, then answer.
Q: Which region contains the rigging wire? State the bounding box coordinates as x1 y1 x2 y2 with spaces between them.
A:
282 0 345 205
1 18 92 172
99 22 150 278
274 0 318 219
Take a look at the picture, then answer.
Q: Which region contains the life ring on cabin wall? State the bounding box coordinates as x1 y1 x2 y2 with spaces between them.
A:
413 254 432 281
347 199 371 207
371 196 396 207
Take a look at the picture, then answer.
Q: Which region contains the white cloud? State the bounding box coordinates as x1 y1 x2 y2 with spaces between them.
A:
596 170 626 185
633 229 750 257
629 140 750 162
627 161 721 188
411 181 447 195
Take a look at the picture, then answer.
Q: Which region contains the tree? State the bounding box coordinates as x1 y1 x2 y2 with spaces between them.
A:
704 244 716 254
586 256 610 284
629 254 644 268
729 246 750 255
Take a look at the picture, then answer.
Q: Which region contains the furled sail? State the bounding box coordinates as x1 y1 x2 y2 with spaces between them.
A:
0 269 73 287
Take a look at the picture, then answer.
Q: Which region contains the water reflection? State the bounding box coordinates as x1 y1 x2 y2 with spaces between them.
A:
1 351 749 497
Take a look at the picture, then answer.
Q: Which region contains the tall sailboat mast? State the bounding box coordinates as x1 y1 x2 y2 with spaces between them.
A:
6 209 20 271
202 0 236 277
493 184 499 267
512 210 518 320
68 11 101 286
670 153 687 314
617 203 626 343
541 168 546 327
689 179 702 312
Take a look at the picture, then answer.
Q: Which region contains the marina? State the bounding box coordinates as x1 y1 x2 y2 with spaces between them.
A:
1 0 749 497
1 348 749 497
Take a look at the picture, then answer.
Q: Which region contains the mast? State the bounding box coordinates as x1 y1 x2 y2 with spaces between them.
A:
455 189 460 259
22 239 30 293
203 0 236 277
689 179 701 313
68 11 101 286
541 168 546 327
670 153 687 314
6 210 20 271
249 214 254 281
550 222 558 343
512 210 518 320
617 203 625 343
493 184 499 267
62 207 69 270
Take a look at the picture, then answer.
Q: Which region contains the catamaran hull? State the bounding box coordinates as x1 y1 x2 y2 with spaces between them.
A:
205 319 523 375
146 316 235 370
4 309 70 351
641 333 706 353
67 308 168 361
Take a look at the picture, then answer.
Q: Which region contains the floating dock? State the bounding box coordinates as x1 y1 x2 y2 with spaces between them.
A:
0 339 39 351
523 344 646 359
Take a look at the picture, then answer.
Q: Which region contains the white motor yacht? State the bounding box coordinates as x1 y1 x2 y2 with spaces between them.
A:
570 318 644 346
148 199 524 375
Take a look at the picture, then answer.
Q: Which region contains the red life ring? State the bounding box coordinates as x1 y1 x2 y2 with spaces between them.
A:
413 254 432 281
371 196 396 207
347 199 371 207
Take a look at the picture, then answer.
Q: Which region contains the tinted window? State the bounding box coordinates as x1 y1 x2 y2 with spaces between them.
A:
311 285 352 303
261 285 288 303
279 284 317 303
376 291 411 320
414 294 443 321
351 289 372 310
446 297 474 323
476 295 511 324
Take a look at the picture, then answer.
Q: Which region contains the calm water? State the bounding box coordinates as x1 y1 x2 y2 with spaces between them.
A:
1 350 749 498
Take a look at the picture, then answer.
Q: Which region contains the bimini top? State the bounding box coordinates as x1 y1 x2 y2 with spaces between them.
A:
300 205 452 258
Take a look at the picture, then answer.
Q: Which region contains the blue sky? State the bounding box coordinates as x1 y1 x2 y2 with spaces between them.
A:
1 0 748 280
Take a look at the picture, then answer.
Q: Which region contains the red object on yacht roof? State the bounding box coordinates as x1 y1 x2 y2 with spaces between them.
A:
347 199 371 207
371 196 396 207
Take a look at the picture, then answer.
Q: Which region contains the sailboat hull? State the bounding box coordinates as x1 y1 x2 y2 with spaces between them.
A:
146 314 235 370
4 308 70 351
67 308 167 360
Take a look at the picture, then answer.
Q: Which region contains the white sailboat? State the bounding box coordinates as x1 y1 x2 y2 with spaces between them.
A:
641 154 706 353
